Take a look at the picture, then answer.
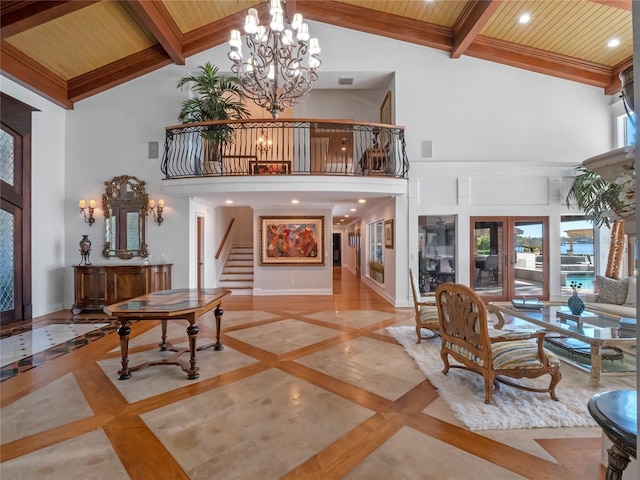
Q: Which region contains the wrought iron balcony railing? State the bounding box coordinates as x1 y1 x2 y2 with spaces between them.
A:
161 119 408 179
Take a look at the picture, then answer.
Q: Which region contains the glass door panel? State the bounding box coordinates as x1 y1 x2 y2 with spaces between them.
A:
513 219 547 299
472 216 548 301
472 218 505 299
418 215 456 293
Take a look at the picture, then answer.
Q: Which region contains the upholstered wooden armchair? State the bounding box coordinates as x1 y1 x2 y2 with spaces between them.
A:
434 282 562 404
409 268 439 343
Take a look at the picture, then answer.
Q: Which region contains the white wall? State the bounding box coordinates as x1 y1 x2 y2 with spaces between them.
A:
1 77 67 316
296 89 385 122
1 19 615 314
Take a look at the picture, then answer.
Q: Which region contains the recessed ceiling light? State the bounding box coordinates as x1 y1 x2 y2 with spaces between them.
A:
225 199 233 204
608 38 620 48
350 208 356 212
344 214 350 218
358 199 366 203
518 13 530 24
291 199 299 204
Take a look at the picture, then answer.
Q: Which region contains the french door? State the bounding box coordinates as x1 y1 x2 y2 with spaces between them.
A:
471 216 549 302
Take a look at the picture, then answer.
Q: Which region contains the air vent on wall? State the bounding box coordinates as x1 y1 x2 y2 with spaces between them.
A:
421 140 433 159
338 77 354 85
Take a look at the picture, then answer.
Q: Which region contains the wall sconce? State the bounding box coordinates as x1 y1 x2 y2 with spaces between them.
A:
79 199 96 226
149 199 164 225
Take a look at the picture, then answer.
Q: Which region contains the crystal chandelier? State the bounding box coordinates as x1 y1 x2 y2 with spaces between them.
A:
228 0 321 119
256 129 273 153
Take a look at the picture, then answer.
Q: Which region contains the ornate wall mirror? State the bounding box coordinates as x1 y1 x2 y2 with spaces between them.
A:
102 175 149 259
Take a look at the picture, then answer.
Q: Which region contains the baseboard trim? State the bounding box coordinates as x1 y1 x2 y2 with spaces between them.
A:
253 288 333 296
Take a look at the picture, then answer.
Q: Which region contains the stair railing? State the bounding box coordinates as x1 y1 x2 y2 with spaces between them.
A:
215 218 235 260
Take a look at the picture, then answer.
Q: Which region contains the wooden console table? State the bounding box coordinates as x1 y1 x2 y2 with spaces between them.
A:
104 288 231 380
72 264 172 314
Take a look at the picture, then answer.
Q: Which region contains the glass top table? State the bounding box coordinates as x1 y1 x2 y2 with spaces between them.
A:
488 302 636 387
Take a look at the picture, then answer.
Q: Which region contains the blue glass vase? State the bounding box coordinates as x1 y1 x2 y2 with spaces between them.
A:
567 292 585 315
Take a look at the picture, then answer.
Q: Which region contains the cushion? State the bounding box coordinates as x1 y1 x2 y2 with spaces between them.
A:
596 276 629 305
418 305 438 324
491 340 561 369
624 277 637 306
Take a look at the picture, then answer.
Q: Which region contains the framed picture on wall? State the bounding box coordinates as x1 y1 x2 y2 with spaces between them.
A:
249 160 291 175
385 219 394 249
260 216 325 265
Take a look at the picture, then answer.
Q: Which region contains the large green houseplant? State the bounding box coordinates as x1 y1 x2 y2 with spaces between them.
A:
177 62 249 174
565 164 624 229
566 162 635 278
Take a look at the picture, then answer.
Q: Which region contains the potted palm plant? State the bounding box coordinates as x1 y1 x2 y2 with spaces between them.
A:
566 163 633 278
177 62 249 175
565 164 623 229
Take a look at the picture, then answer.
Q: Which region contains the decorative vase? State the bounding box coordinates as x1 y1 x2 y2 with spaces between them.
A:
79 234 92 265
567 292 585 315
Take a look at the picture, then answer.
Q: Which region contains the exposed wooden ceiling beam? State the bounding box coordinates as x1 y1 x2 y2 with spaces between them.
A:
451 0 502 59
0 0 98 40
589 0 631 11
124 0 185 65
295 0 451 51
67 45 172 103
467 36 612 89
182 7 265 58
0 41 71 108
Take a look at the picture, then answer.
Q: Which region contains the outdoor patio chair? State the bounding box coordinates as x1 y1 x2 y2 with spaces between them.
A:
434 282 562 404
409 268 439 343
476 254 498 286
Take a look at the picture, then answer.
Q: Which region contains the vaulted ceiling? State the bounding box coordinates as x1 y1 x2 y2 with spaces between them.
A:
1 0 633 110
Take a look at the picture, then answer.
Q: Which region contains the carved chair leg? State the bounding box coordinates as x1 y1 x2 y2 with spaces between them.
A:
440 351 450 375
484 373 495 404
548 370 562 401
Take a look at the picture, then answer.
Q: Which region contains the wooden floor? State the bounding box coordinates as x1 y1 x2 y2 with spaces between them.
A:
1 268 607 479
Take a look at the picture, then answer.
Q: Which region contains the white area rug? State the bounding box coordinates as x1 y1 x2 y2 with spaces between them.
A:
387 326 636 431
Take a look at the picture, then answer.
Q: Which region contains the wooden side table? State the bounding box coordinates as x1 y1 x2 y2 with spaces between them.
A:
588 390 637 480
104 288 230 380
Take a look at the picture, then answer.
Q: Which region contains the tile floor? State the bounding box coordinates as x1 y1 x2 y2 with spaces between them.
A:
0 270 636 479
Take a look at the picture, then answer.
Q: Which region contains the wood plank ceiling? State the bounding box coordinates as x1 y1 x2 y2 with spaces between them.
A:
0 0 633 109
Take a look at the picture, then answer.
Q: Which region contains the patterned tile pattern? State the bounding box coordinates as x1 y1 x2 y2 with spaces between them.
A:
0 318 119 382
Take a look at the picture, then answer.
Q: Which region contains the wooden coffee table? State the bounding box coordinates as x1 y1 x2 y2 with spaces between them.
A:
104 288 231 380
488 302 635 387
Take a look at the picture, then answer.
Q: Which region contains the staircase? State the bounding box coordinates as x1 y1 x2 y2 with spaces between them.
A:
219 245 254 295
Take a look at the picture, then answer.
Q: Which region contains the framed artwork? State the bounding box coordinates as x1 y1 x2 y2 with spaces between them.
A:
260 216 325 265
348 232 355 247
384 219 394 249
250 160 291 175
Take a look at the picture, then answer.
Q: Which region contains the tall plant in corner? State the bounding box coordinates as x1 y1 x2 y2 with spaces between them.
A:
565 164 625 278
565 164 623 229
177 62 249 172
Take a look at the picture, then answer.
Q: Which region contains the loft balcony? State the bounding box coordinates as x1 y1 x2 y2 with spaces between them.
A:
161 119 408 179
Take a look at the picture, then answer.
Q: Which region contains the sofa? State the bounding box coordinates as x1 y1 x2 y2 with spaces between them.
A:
583 275 636 319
